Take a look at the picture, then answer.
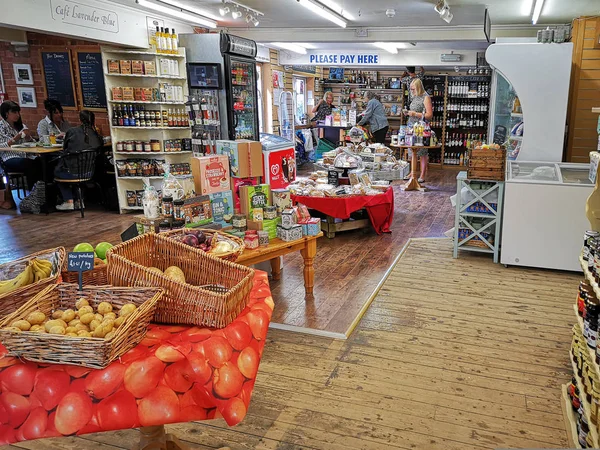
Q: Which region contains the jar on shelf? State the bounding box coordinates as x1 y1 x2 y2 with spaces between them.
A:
151 140 161 152
173 199 184 220
125 141 135 152
159 220 171 233
135 141 144 152
172 219 185 230
232 213 247 231
116 141 124 152
143 141 152 152
162 196 174 217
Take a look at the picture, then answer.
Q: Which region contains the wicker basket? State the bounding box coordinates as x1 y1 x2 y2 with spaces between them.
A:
162 229 245 262
61 262 108 286
0 283 163 368
106 233 254 328
0 247 66 319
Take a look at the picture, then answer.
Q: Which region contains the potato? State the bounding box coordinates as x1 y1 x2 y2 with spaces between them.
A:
62 309 76 322
94 313 104 322
65 326 77 334
119 304 137 318
80 313 95 325
49 326 66 335
105 331 116 340
66 332 78 337
78 306 93 317
75 298 89 310
11 320 31 331
45 320 64 332
114 316 125 328
102 319 115 329
89 320 101 332
57 319 68 328
52 310 64 320
97 302 113 315
27 311 46 325
68 319 81 327
75 323 89 332
93 327 107 338
4 327 22 332
77 330 92 337
30 325 45 332
103 312 117 321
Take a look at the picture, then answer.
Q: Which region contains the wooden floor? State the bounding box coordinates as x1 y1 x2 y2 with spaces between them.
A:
0 168 458 334
5 238 580 450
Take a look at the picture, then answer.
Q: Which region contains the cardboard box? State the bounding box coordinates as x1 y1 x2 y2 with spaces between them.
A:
251 208 263 221
208 190 234 226
134 88 144 101
231 177 259 212
271 188 291 213
247 219 263 231
131 60 144 75
191 155 230 195
119 60 132 74
122 87 134 101
301 218 321 236
216 140 264 178
182 195 212 225
277 224 303 242
107 60 120 74
111 87 123 101
239 184 270 216
281 208 298 229
144 61 156 75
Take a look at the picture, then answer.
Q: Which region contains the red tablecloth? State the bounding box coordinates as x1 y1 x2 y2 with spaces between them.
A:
292 186 394 234
0 272 272 445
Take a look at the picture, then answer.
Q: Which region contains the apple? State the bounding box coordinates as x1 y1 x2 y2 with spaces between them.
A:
95 242 113 260
73 243 94 253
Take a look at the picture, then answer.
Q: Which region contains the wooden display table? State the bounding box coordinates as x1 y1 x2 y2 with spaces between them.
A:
389 144 441 191
236 233 322 295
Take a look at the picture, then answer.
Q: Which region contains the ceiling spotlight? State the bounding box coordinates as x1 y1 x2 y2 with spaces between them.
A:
245 12 252 23
252 16 260 26
434 0 453 24
231 9 242 19
219 5 229 16
385 9 396 18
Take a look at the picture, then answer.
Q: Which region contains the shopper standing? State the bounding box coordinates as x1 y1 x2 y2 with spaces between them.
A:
404 79 433 182
358 91 389 144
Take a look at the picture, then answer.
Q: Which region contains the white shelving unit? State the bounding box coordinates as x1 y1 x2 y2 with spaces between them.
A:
101 47 192 214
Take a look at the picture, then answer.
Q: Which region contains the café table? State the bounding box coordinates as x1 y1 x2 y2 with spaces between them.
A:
388 144 441 191
0 271 273 449
0 146 63 213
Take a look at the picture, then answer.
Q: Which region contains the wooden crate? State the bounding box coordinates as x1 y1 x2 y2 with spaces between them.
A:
468 147 506 181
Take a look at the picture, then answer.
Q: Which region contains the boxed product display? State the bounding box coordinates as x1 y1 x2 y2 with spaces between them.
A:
217 140 264 178
251 208 263 221
262 218 280 239
191 155 231 195
281 208 298 229
144 60 157 75
277 224 303 241
119 60 132 74
231 177 259 211
131 60 144 75
301 218 321 236
239 184 271 216
182 195 213 225
208 190 234 226
272 188 291 213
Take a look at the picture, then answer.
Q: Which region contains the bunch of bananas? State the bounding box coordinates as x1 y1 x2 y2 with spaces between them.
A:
0 258 53 295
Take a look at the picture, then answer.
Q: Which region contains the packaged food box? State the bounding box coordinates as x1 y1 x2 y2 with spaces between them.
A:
131 60 144 75
231 177 259 212
107 59 120 74
119 60 132 74
208 190 233 226
281 208 298 229
251 208 263 221
182 195 212 225
239 184 270 216
111 87 123 101
271 188 291 213
144 61 156 75
217 140 263 178
277 224 303 242
191 155 230 195
122 87 135 101
142 88 154 101
301 218 321 236
134 88 144 101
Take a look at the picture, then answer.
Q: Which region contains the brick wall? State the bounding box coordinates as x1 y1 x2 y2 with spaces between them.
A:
0 32 110 135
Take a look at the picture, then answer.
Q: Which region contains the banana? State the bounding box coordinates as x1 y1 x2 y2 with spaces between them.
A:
0 266 31 294
32 260 50 279
35 259 53 270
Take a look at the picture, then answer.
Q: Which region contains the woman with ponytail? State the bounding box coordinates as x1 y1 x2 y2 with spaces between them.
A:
54 110 102 211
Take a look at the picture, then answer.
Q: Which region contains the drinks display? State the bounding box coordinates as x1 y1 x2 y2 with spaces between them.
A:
156 27 178 55
230 61 257 140
447 80 490 98
111 105 188 128
446 114 488 129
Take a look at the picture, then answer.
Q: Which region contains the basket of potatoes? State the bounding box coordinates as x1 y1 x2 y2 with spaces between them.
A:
0 283 163 368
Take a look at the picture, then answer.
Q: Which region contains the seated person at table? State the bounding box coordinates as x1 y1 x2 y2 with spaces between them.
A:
54 110 102 211
0 101 42 207
37 98 71 140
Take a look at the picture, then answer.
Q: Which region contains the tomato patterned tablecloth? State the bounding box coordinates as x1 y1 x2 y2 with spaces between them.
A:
291 186 395 234
0 271 272 445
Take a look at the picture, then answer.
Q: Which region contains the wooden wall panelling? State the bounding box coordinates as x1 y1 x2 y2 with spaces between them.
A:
567 17 600 163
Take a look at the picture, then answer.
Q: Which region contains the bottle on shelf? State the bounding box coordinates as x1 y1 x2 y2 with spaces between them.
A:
112 107 118 127
171 29 178 54
160 28 168 55
155 26 162 53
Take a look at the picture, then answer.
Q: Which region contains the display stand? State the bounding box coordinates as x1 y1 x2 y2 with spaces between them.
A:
453 171 504 263
389 145 441 191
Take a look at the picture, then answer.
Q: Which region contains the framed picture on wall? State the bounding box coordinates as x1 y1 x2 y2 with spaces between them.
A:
13 64 34 85
17 87 37 108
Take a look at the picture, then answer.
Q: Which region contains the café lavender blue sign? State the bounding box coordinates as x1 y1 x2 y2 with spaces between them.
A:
50 0 119 33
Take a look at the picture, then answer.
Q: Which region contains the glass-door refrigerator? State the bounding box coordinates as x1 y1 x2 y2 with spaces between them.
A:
221 33 259 141
488 71 523 161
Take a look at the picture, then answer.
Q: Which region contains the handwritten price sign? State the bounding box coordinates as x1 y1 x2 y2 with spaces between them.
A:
67 252 95 290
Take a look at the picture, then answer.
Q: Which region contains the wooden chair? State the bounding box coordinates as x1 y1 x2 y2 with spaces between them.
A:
53 148 100 218
0 159 28 200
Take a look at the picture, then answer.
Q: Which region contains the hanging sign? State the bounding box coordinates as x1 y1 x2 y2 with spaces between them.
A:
308 53 380 65
50 0 119 33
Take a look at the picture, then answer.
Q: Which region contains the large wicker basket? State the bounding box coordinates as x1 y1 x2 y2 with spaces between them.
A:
0 247 66 318
106 233 254 328
162 228 245 262
0 283 163 368
61 262 108 286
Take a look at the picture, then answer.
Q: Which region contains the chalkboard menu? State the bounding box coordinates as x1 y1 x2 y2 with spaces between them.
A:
77 52 107 109
41 51 76 108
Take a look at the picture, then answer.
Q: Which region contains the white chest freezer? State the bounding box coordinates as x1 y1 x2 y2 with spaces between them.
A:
501 161 593 271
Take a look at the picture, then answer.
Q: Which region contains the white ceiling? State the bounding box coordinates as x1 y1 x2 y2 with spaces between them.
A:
302 40 491 50
124 0 600 27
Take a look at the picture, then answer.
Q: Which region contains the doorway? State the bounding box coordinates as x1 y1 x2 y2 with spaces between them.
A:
293 76 307 124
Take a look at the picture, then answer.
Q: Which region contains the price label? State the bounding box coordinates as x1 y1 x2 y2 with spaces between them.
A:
328 170 340 187
67 252 95 272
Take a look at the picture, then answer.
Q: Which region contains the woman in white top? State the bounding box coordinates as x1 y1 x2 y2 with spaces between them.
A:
37 98 71 139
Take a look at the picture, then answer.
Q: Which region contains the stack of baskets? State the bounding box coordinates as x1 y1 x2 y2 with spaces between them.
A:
162 228 245 262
